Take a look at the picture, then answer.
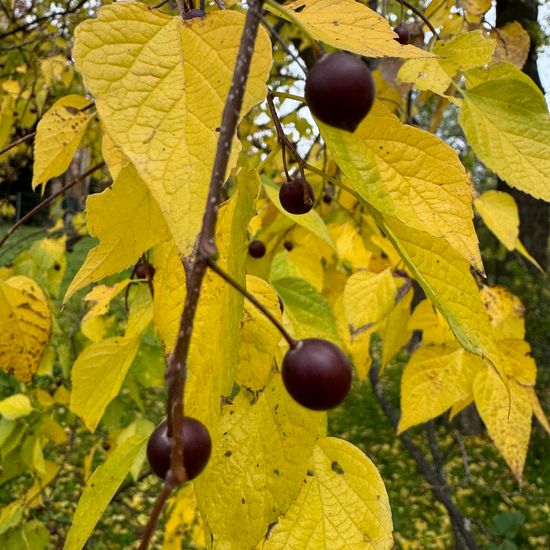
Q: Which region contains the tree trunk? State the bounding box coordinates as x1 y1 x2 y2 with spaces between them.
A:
495 0 549 270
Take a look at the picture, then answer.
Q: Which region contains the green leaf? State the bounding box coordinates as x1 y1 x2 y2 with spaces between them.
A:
271 276 339 343
64 434 150 550
0 395 32 420
460 78 550 202
70 337 140 432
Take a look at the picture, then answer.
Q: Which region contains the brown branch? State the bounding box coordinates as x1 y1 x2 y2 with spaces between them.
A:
137 1 265 546
0 131 36 157
0 0 91 39
397 0 439 40
137 481 174 550
0 162 105 252
369 362 478 550
206 258 296 347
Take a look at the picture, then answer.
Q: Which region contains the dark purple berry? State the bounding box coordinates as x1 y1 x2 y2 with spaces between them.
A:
282 338 352 410
279 177 314 215
248 240 266 258
147 418 212 481
394 24 410 45
305 52 376 132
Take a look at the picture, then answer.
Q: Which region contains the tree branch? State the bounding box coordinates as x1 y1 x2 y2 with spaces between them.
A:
0 162 105 253
397 0 439 40
0 131 36 157
369 362 478 549
0 0 91 40
137 1 265 546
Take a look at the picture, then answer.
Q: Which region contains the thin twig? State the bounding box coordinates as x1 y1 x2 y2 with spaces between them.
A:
137 2 265 546
207 257 295 347
0 131 36 157
260 15 307 75
369 362 478 549
0 162 105 252
137 481 174 550
397 0 438 39
0 0 91 40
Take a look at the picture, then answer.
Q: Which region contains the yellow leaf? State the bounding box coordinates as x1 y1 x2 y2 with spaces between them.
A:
330 222 372 270
399 32 495 96
460 0 492 21
321 101 482 269
41 417 69 446
425 0 454 28
70 336 140 432
195 377 323 549
262 176 336 251
163 485 205 550
480 285 525 341
73 4 272 255
379 215 501 372
449 396 474 420
275 0 431 59
408 299 455 346
498 340 536 386
474 368 532 480
150 240 185 352
380 289 413 370
0 394 33 420
31 95 94 189
459 78 550 202
398 346 484 433
101 130 128 180
515 240 543 272
82 279 133 322
40 55 68 86
80 315 110 343
124 285 154 338
65 163 170 300
236 275 281 392
185 168 258 430
398 56 455 96
491 22 530 69
264 437 393 550
464 62 540 94
0 276 51 382
529 389 550 435
344 269 397 333
474 190 518 250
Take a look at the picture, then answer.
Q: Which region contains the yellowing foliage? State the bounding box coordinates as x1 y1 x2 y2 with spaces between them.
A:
321 101 482 270
264 437 393 549
0 276 51 382
277 0 431 59
460 78 550 202
73 3 272 255
65 163 170 300
32 95 94 190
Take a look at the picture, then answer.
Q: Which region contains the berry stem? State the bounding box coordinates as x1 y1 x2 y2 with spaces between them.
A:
139 2 265 547
266 93 309 186
206 257 296 348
